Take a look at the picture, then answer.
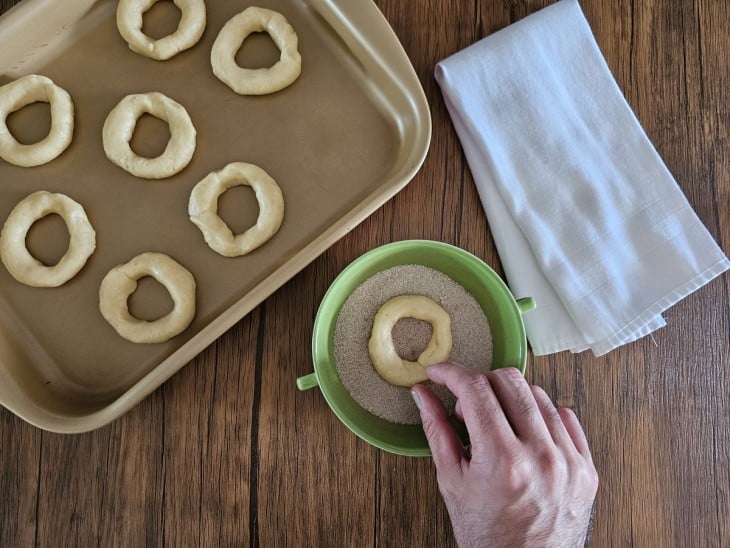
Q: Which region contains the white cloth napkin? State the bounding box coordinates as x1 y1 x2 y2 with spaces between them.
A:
435 0 729 356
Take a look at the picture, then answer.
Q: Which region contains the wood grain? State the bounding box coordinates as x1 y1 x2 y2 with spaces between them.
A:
1 0 728 546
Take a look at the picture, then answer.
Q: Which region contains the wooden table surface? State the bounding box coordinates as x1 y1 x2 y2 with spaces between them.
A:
1 0 728 546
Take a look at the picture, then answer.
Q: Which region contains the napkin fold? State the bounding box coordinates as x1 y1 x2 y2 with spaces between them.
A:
435 0 729 355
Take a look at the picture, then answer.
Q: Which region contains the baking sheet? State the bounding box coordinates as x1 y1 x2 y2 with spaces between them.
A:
0 0 430 431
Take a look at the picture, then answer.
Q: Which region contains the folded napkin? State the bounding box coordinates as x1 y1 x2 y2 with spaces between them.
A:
435 0 729 355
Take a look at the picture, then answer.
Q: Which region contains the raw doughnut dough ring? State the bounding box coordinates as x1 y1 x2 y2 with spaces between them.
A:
116 0 206 61
102 92 196 179
99 252 196 343
0 75 74 167
368 295 453 387
0 191 96 287
188 162 284 257
211 6 301 95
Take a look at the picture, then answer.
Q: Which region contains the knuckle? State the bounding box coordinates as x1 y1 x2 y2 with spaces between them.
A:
582 462 600 492
464 373 491 397
565 457 599 497
471 403 502 436
529 446 570 494
492 369 535 413
544 404 564 426
536 447 558 469
503 460 531 496
538 448 565 478
515 389 538 416
421 416 441 443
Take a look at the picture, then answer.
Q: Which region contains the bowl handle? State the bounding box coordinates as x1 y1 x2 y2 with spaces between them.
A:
296 373 319 391
516 297 536 314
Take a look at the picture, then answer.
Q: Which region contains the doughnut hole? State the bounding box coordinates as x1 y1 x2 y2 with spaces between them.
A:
391 317 433 362
142 0 182 40
127 276 175 322
129 113 171 159
25 213 70 267
5 101 52 145
217 185 260 235
235 32 281 70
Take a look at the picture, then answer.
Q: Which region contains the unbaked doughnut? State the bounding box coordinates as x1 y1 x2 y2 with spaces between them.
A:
102 92 196 179
99 252 196 343
116 0 206 60
188 162 284 257
211 6 301 95
368 295 452 387
0 75 74 167
0 191 96 287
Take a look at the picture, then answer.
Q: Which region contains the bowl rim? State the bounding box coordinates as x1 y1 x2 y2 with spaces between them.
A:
309 239 528 455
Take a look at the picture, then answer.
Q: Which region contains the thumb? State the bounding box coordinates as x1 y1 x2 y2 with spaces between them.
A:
412 384 465 474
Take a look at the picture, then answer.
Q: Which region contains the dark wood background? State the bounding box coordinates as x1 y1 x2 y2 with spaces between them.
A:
1 0 728 546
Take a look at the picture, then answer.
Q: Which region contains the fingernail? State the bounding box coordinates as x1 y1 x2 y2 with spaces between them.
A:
411 388 423 410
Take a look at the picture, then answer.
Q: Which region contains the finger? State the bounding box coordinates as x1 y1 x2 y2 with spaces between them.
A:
531 386 574 449
558 407 593 459
412 384 465 474
427 363 516 458
486 368 551 442
454 399 464 423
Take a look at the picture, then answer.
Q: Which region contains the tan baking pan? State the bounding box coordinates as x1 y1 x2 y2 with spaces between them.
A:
0 0 430 432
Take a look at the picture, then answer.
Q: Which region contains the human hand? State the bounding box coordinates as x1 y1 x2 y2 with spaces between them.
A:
411 363 598 548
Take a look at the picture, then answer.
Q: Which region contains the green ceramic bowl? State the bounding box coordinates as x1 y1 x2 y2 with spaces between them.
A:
296 240 535 456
